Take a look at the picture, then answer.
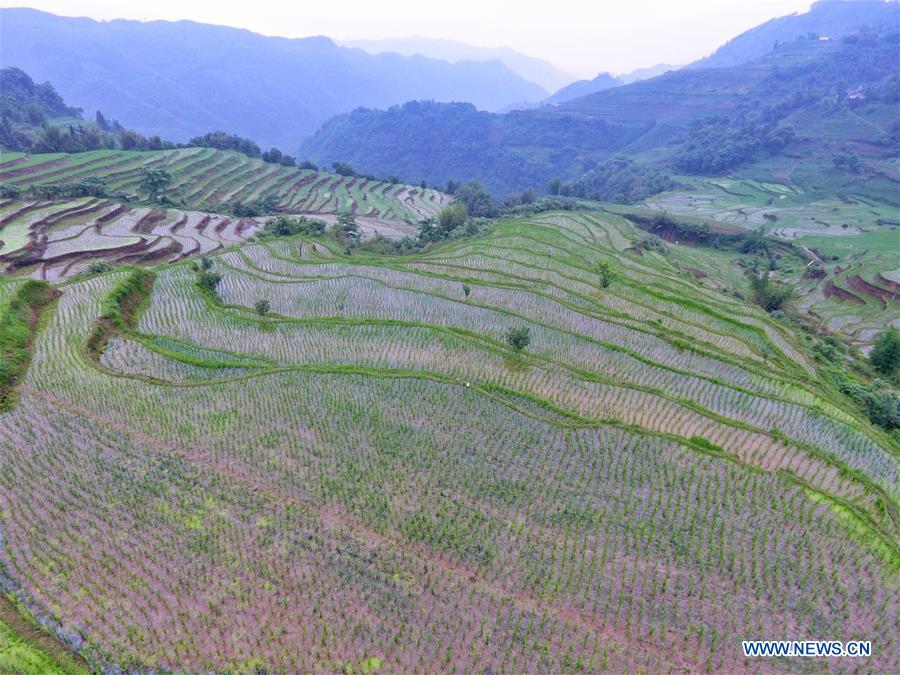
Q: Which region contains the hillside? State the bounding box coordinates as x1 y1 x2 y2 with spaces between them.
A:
300 100 651 196
0 8 546 149
689 0 898 69
302 27 899 201
341 36 573 93
0 148 449 278
0 209 897 672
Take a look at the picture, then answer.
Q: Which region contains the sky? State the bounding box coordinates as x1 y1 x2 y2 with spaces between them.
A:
0 0 816 77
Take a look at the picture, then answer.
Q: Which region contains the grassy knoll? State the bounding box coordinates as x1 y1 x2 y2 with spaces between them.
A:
0 279 59 411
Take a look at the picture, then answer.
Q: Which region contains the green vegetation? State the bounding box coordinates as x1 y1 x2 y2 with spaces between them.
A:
871 328 900 379
139 167 171 203
0 67 176 154
596 261 615 289
0 280 59 411
0 595 88 674
0 148 446 226
750 272 794 312
504 326 531 353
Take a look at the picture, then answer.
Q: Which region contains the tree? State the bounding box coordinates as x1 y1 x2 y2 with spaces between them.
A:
198 270 222 293
140 167 171 202
336 212 361 242
505 326 531 353
870 328 900 378
749 273 793 312
597 261 616 289
462 284 471 299
254 299 270 316
437 203 467 234
332 161 355 177
453 181 498 217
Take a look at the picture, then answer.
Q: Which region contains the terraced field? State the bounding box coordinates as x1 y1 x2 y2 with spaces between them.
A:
0 210 896 673
0 148 448 226
0 198 262 280
0 149 450 280
645 178 900 344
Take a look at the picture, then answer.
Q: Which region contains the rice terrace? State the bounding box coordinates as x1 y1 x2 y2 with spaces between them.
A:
0 1 899 674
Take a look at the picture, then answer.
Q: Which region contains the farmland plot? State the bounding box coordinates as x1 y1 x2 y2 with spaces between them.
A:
0 210 897 673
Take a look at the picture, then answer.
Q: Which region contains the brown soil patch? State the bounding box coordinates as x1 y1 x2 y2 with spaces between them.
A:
846 274 898 308
824 279 866 304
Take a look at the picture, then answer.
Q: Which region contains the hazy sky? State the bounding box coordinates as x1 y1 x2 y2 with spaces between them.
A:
1 0 816 77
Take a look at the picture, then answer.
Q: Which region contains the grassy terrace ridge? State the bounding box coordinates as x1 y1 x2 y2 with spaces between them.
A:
0 148 451 280
0 594 89 674
0 279 59 411
0 209 897 673
0 148 449 225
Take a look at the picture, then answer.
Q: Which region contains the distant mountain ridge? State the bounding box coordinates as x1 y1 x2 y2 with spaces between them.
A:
689 0 898 69
341 36 574 92
0 8 547 150
544 72 622 104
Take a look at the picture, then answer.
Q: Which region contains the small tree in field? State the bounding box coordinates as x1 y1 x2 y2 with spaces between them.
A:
255 299 270 316
871 328 900 378
198 270 221 293
336 212 361 242
139 167 171 202
463 284 471 300
505 326 531 353
597 261 616 288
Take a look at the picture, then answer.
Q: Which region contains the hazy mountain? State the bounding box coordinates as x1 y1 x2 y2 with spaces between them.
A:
0 8 547 150
544 72 622 104
302 29 899 199
342 36 574 92
618 63 681 84
689 0 898 69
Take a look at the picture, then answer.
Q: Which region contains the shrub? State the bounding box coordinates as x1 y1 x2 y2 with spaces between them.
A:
254 299 270 316
505 326 531 353
870 328 900 378
87 260 112 275
750 273 793 312
597 261 616 289
198 270 222 293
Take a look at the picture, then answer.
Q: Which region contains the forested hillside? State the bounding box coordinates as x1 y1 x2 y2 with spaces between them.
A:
302 28 899 200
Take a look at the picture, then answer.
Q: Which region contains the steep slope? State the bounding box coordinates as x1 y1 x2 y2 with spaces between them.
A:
689 0 898 69
0 8 546 149
342 36 572 93
544 72 622 104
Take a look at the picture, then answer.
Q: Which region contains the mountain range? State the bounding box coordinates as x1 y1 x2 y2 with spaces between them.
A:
341 36 573 93
301 22 898 197
0 8 547 150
